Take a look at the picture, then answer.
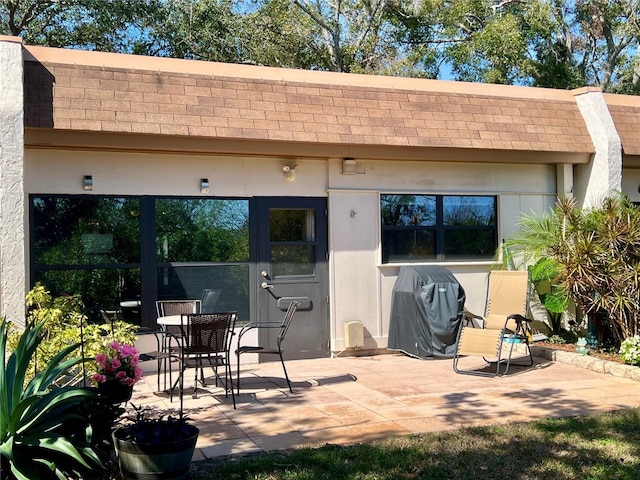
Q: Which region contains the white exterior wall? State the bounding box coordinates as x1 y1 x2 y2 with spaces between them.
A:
0 39 26 326
25 150 329 197
621 169 640 203
25 150 557 351
327 158 557 352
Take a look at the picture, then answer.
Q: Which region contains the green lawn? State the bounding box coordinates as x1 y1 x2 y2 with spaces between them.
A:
190 408 640 480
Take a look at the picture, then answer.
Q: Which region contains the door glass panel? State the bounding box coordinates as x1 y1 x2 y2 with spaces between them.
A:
271 245 315 277
269 209 315 241
31 195 142 323
269 208 315 278
155 198 251 323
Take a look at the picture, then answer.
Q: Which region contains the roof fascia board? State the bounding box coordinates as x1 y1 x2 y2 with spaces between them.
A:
25 128 591 165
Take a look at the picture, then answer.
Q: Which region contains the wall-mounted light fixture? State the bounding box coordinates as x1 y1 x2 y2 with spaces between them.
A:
200 178 210 193
350 210 358 218
83 175 93 191
283 165 297 182
342 158 357 175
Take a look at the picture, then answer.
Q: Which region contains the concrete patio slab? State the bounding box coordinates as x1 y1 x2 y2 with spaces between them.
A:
129 352 640 462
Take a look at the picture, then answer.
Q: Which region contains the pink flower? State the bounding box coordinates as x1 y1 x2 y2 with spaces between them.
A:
120 344 136 358
91 341 143 388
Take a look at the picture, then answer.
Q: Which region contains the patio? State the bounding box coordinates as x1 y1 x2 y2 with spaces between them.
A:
130 352 640 462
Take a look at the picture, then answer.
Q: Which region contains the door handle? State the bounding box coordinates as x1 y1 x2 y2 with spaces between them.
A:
261 282 274 289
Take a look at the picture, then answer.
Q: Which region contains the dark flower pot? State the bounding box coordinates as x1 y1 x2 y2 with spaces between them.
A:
97 380 133 404
112 425 199 480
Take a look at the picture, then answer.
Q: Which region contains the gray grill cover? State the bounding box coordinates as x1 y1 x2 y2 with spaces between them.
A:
388 266 465 359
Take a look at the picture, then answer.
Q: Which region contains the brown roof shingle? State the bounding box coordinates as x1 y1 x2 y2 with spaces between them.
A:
23 45 595 158
604 93 640 156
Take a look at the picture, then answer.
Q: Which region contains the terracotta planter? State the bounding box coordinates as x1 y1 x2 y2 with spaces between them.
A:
112 425 199 480
97 380 133 404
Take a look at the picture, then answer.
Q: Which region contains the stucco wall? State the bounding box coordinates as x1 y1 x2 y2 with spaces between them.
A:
25 150 557 351
0 38 26 327
573 89 622 209
327 158 557 352
621 169 640 203
25 150 329 197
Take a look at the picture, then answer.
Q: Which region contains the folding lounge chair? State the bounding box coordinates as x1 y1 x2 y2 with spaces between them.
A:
453 270 534 376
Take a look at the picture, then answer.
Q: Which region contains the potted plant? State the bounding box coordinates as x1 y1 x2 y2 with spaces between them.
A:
90 340 143 403
112 405 199 480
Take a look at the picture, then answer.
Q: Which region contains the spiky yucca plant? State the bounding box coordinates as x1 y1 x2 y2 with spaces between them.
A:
0 319 104 480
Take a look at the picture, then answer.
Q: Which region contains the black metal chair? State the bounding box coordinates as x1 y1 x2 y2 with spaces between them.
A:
137 326 180 397
154 299 200 388
235 300 299 395
175 312 237 410
200 289 221 313
155 298 201 354
156 299 201 325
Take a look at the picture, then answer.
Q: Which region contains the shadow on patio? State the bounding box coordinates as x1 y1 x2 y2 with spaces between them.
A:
129 353 640 460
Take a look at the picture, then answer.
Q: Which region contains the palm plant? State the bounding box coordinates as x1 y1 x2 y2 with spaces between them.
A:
506 194 640 345
0 319 105 479
528 257 569 334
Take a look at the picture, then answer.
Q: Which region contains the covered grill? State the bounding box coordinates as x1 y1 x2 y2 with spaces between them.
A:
388 266 466 359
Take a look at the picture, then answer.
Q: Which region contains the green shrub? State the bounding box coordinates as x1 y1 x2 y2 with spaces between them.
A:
619 336 640 365
547 334 567 344
13 283 139 386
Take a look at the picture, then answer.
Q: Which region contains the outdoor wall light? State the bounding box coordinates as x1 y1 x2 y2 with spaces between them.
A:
83 175 93 191
200 178 210 193
283 165 296 182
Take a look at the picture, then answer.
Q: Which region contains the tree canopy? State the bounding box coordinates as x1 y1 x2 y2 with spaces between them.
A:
2 0 639 93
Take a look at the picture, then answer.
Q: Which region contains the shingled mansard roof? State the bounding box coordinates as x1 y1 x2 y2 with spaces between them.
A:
19 43 640 164
604 93 640 159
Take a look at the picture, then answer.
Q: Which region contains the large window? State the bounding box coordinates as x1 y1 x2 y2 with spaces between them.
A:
155 199 250 321
31 196 142 311
381 194 497 263
31 195 251 325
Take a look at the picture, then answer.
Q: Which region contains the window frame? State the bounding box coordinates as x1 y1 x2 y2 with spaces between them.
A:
29 194 253 327
380 193 498 264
